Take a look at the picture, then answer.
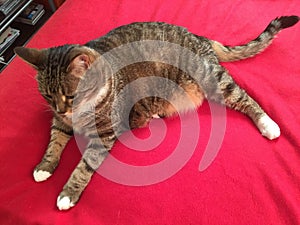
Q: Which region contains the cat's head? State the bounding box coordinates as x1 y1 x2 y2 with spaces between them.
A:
14 45 99 116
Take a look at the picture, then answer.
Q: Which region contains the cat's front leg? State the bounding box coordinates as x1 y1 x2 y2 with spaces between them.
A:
34 117 73 182
57 132 115 210
56 158 95 210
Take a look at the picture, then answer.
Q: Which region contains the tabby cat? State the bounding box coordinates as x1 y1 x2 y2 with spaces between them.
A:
14 15 299 210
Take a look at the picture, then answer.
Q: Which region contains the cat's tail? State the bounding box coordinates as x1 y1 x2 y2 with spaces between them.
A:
211 16 299 62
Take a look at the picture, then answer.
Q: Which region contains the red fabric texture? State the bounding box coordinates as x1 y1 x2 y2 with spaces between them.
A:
0 0 300 224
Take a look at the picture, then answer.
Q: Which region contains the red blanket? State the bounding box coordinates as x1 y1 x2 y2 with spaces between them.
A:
0 0 300 224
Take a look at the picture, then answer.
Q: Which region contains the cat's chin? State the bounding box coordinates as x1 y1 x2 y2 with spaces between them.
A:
56 112 73 126
63 112 73 119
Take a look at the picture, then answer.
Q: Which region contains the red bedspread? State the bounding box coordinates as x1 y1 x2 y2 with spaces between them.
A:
0 0 300 224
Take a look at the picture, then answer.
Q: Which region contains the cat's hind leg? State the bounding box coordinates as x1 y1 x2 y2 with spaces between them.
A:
33 117 73 182
211 67 280 140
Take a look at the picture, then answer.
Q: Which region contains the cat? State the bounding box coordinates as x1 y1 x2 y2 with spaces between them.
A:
14 15 299 210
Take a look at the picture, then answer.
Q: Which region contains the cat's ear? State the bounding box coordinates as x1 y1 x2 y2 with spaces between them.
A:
67 54 91 78
14 47 46 70
67 47 99 78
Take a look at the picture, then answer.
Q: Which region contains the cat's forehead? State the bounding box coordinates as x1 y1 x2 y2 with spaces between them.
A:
37 71 79 95
37 45 78 84
36 44 96 94
46 45 77 70
38 77 75 95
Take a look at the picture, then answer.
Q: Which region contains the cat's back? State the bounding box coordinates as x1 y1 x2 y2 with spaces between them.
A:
86 22 211 54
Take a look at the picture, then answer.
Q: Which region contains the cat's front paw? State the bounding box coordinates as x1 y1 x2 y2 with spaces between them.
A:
33 160 58 182
57 188 81 210
57 196 75 211
33 170 52 182
257 114 281 140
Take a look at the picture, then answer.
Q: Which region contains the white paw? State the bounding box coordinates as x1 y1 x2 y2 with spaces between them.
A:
33 170 52 182
57 196 75 211
152 114 160 119
257 114 280 140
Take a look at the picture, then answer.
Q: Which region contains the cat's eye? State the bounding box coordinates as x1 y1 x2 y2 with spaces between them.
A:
66 95 74 100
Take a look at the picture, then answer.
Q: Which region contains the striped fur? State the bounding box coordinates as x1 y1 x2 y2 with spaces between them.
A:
14 16 299 210
33 118 72 180
211 16 300 62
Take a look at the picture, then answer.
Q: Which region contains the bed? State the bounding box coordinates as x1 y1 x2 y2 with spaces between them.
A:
0 0 300 224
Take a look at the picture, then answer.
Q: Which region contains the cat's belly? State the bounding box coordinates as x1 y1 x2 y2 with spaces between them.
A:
166 82 205 115
129 82 205 128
